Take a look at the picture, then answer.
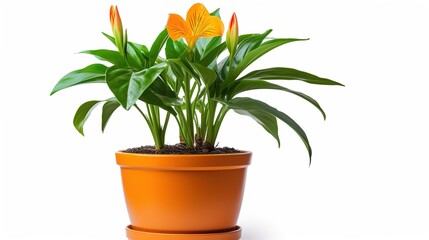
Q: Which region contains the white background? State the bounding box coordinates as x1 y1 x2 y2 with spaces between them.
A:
1 0 429 239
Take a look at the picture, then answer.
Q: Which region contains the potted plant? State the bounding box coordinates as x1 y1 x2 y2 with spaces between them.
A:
51 3 343 240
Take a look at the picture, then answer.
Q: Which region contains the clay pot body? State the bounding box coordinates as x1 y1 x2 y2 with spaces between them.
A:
116 151 251 240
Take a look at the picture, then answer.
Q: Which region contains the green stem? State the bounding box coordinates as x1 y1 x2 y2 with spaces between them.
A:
184 76 194 148
162 113 171 141
199 95 207 140
134 104 150 125
211 105 229 144
135 104 162 149
205 100 217 145
146 104 163 149
175 106 192 147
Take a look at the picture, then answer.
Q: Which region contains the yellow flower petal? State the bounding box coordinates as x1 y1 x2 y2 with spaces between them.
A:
186 3 210 36
167 14 188 41
167 3 224 50
185 36 199 50
199 16 224 38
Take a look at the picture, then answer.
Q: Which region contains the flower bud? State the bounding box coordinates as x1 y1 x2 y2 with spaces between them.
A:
226 13 238 57
110 6 126 55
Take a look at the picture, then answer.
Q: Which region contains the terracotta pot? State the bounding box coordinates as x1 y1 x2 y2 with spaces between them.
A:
116 151 251 240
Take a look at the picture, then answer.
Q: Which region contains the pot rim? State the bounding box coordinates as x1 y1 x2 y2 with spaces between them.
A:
116 151 251 170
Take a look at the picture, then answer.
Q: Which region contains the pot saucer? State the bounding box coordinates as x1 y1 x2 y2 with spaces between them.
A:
126 225 242 240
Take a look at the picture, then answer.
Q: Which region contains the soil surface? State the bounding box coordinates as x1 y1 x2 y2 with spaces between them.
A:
123 144 241 154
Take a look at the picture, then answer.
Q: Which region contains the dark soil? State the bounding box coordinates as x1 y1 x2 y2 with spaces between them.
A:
122 144 241 154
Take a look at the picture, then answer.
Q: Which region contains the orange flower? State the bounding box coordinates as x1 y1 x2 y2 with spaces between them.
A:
167 3 224 50
226 12 238 57
110 5 126 54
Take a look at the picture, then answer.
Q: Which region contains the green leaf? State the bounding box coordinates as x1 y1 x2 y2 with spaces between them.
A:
199 34 254 67
154 92 183 106
222 97 312 163
199 42 226 67
210 8 221 17
168 59 201 85
127 42 146 69
148 74 181 103
239 109 280 145
51 64 107 95
102 32 116 46
189 62 217 88
138 75 181 115
149 28 169 65
138 90 177 116
102 32 149 69
204 37 222 56
130 42 149 55
217 98 280 146
105 67 132 109
234 30 272 64
219 30 273 80
73 100 102 136
227 38 308 83
106 63 168 110
80 49 125 66
102 98 121 132
195 37 222 61
229 80 326 119
240 67 344 86
131 62 168 97
166 38 187 59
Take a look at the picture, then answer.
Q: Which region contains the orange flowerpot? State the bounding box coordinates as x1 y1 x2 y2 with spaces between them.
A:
116 151 252 240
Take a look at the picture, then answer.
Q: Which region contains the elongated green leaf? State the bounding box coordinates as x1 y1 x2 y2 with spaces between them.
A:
199 34 254 67
168 59 201 85
216 98 280 146
195 37 222 61
149 29 169 66
222 97 312 163
167 59 188 89
166 38 187 59
199 42 226 66
234 30 272 64
106 63 167 110
51 64 107 95
229 80 326 119
127 42 146 69
219 30 273 80
137 74 180 115
130 42 149 55
210 8 220 17
102 32 116 46
138 90 177 115
102 32 149 69
240 67 344 86
73 100 102 136
227 38 308 82
105 67 132 109
266 103 312 162
148 74 181 102
102 98 121 132
204 37 222 55
154 92 183 106
189 62 217 88
103 32 149 55
131 62 168 96
236 109 280 145
80 49 125 66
